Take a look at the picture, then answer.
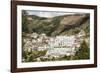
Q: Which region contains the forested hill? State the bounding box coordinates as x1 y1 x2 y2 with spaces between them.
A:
22 13 90 36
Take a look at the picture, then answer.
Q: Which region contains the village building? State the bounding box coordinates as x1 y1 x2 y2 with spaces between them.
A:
27 17 33 21
46 35 76 57
23 29 89 58
30 32 38 39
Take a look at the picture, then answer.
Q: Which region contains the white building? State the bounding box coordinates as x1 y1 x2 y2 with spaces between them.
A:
48 35 75 48
30 32 38 38
23 32 84 57
46 35 76 57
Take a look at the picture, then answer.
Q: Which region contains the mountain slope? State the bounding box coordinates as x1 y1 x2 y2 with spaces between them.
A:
22 13 90 36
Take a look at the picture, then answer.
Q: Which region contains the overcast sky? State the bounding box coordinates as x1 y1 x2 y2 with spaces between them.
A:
25 10 76 18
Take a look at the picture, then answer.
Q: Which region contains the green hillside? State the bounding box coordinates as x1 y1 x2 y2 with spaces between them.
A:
22 13 90 36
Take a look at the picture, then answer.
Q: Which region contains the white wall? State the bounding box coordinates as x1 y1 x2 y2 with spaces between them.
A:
0 0 99 73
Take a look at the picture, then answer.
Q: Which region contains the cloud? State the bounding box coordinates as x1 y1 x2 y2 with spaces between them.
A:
26 10 76 18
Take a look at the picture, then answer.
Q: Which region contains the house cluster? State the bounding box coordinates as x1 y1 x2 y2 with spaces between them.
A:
46 35 76 57
23 30 88 58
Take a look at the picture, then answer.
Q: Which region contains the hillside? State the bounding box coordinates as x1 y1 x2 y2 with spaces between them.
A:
22 13 90 36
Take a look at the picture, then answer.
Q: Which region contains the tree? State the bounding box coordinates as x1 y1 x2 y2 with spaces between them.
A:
74 40 90 59
22 10 29 32
22 10 28 16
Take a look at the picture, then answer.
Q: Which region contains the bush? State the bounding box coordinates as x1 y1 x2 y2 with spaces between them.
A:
22 50 47 62
74 40 90 60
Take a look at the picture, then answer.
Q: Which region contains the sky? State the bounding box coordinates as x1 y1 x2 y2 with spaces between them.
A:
25 10 76 18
